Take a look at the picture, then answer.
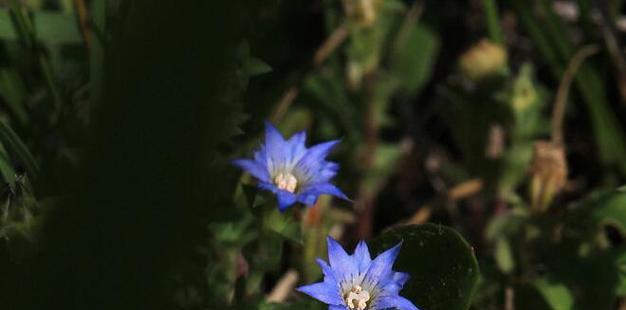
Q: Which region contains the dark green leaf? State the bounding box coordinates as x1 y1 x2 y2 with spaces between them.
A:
567 186 626 242
371 224 480 310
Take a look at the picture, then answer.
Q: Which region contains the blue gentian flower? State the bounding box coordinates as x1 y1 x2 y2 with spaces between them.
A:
298 237 419 310
233 122 348 211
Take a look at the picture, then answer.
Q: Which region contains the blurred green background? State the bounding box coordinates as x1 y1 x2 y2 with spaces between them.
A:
0 0 626 309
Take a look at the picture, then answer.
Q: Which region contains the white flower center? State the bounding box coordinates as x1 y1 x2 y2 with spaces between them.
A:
274 173 298 193
345 285 370 310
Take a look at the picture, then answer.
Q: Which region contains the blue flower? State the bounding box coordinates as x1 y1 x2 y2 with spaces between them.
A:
233 122 348 211
297 237 419 310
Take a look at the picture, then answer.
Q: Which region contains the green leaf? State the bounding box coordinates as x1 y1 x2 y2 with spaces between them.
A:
236 41 271 90
370 224 480 310
513 283 560 310
263 208 303 245
0 8 82 44
495 238 514 274
390 23 440 95
251 232 284 272
243 57 272 77
485 208 529 240
33 10 82 44
533 278 574 310
567 186 626 243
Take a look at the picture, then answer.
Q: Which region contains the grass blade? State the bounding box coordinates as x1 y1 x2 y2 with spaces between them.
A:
0 120 39 180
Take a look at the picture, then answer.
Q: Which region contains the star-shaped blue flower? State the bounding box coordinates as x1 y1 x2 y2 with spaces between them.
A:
298 237 419 310
233 122 348 211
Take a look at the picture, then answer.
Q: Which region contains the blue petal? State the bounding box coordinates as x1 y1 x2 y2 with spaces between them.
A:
353 241 372 274
264 122 288 172
329 306 347 310
258 182 298 212
285 131 308 164
258 181 279 193
294 140 340 183
317 258 337 282
364 242 402 287
295 192 319 206
296 183 349 206
232 159 270 182
264 121 287 150
305 140 340 160
372 296 419 310
253 146 269 166
277 191 297 212
297 282 343 306
327 237 357 280
380 272 410 295
298 183 349 202
393 272 410 286
317 162 340 182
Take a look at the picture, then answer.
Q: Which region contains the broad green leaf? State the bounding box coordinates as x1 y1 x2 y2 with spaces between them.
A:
390 23 440 96
371 224 480 310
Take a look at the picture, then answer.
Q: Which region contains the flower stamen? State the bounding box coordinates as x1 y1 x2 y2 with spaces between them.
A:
274 173 298 193
345 285 370 310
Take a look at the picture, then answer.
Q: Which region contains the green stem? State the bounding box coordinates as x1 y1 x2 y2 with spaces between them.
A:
483 0 504 44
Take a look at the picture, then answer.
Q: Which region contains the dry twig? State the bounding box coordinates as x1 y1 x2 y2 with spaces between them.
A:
551 45 599 144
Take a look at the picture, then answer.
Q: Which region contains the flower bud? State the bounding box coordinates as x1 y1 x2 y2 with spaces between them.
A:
529 141 567 212
511 65 539 112
459 39 508 81
343 0 380 27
